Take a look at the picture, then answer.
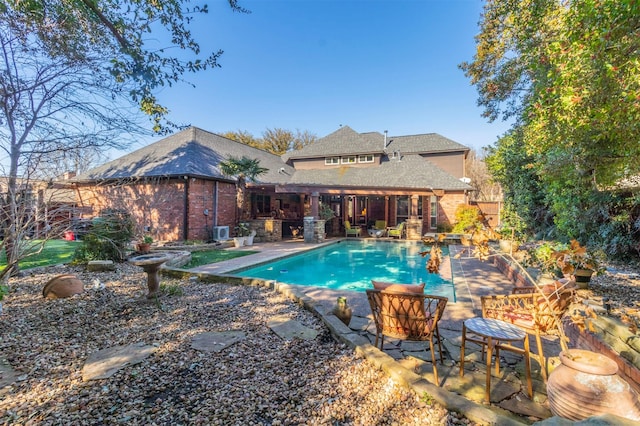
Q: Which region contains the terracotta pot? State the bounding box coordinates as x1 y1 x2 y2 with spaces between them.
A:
573 268 594 289
332 297 352 326
547 349 640 421
136 243 151 253
43 274 84 299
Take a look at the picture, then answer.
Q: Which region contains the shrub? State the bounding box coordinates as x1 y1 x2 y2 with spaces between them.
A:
73 210 135 263
451 204 483 234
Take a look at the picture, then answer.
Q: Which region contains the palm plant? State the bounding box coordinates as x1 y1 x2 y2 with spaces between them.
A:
219 156 268 221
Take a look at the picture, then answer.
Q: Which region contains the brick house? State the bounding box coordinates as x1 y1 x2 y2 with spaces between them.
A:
70 125 471 242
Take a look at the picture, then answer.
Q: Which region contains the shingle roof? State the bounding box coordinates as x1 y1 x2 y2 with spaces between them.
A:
73 126 471 191
385 133 469 154
285 126 383 159
73 127 294 184
288 154 471 191
286 125 469 159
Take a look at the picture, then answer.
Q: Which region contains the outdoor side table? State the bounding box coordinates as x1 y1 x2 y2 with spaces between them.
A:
459 317 533 403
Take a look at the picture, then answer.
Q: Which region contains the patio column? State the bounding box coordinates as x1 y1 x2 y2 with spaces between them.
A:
410 195 419 218
311 191 319 218
384 196 389 224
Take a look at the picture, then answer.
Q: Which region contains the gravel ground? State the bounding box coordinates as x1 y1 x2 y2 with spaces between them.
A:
0 264 473 425
582 264 640 330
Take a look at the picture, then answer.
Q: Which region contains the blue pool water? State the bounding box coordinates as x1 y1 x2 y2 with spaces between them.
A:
233 240 455 300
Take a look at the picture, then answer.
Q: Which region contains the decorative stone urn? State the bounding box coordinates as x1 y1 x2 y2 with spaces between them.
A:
547 349 640 421
43 274 84 299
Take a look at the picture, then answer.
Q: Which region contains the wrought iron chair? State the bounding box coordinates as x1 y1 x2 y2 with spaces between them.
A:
366 288 448 384
481 279 576 381
344 220 361 237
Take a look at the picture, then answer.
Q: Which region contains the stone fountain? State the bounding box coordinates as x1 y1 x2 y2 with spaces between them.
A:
128 252 174 298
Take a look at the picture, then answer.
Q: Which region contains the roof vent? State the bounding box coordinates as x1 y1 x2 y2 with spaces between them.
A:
383 130 388 152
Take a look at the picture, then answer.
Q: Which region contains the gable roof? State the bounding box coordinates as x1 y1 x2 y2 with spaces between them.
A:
73 127 294 183
285 125 469 159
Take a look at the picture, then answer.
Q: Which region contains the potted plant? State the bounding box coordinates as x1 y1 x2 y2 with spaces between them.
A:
233 223 249 247
245 229 257 246
553 240 605 288
496 208 526 255
136 235 153 253
319 203 335 238
524 241 565 283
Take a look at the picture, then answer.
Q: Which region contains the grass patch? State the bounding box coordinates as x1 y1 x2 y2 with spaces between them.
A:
160 282 184 296
0 239 82 272
182 249 257 269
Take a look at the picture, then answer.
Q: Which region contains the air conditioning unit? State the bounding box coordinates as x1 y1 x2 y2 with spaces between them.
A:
212 226 229 241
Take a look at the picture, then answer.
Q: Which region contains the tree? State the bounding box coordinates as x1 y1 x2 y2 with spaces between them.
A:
3 0 247 131
465 149 503 202
0 21 142 278
219 156 268 223
463 0 640 255
223 128 317 155
484 130 552 237
0 2 244 277
221 131 262 149
262 128 316 155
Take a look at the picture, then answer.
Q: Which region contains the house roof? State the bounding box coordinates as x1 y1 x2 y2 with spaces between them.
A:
285 125 469 159
286 154 471 191
73 127 294 183
74 125 472 192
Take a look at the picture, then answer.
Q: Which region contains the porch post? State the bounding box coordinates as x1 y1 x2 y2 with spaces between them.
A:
406 195 423 240
384 196 390 225
410 195 419 218
311 191 319 218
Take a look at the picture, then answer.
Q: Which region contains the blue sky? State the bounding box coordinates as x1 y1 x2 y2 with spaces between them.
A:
141 0 512 154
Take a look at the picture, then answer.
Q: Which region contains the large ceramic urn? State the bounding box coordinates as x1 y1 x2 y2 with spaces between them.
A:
547 349 640 421
43 274 84 299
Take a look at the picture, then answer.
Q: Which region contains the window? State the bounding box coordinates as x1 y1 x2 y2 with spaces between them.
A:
396 196 423 222
396 196 409 222
430 196 438 228
253 194 271 215
358 154 374 163
341 156 356 164
325 157 339 165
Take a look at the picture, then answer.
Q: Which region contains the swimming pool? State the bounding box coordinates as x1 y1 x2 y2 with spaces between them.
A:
232 240 455 300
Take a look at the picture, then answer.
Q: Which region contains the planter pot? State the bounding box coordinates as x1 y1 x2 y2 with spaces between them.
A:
43 274 84 299
332 297 352 326
136 243 151 254
245 230 256 246
547 349 640 421
573 268 594 288
233 237 246 248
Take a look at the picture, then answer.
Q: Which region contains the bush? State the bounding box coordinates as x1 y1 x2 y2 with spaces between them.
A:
73 210 135 263
436 223 453 233
451 204 483 234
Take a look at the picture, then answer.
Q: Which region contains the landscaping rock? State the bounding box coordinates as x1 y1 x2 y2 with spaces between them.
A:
87 260 115 272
